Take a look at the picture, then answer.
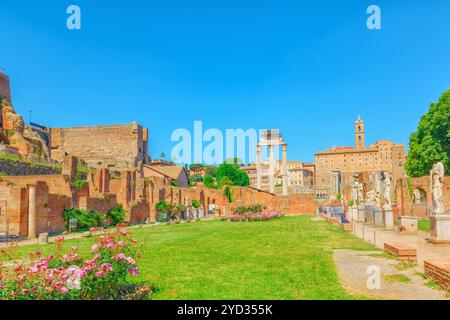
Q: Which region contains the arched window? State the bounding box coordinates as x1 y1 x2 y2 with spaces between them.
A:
358 126 361 132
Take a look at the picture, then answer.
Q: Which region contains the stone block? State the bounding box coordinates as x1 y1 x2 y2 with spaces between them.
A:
38 233 49 244
428 215 450 244
398 216 419 234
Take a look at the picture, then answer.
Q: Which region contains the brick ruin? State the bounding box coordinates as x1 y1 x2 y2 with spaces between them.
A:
394 176 450 217
50 123 150 169
0 156 317 237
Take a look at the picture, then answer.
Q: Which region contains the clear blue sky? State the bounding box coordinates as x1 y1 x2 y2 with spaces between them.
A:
1 0 449 164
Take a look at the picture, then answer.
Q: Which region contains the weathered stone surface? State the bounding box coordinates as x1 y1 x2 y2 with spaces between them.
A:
50 123 149 169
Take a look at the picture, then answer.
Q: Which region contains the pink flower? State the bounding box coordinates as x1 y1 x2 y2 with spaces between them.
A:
28 266 39 274
101 263 112 272
22 289 29 295
113 253 126 260
0 283 3 289
54 282 64 288
12 292 19 297
72 246 78 251
125 257 136 265
56 236 65 243
119 231 129 236
60 274 69 280
90 227 97 232
91 244 100 253
129 267 139 277
32 286 40 291
96 270 105 277
60 287 69 295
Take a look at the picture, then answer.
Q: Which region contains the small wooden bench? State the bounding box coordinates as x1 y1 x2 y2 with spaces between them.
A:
424 260 450 290
384 242 417 262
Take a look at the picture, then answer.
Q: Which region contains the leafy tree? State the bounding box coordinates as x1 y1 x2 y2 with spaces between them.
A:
190 174 204 183
225 158 244 167
216 163 250 187
189 163 204 171
107 204 126 226
405 89 450 177
204 165 217 177
203 174 216 188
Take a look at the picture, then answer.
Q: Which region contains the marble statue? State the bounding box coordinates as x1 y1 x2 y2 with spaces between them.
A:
383 172 392 206
430 162 445 214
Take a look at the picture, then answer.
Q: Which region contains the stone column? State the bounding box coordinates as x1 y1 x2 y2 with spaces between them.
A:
28 185 37 239
282 144 288 196
269 144 275 194
256 145 262 190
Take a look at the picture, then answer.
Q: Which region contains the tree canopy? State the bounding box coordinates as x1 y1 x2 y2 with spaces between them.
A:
216 163 250 187
405 89 450 177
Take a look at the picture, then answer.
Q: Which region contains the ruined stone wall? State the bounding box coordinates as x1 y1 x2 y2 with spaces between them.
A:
0 157 61 176
50 123 148 168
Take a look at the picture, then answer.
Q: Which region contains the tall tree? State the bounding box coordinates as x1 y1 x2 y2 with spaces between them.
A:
405 89 450 177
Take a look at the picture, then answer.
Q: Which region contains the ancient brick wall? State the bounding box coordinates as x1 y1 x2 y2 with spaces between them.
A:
50 123 148 168
0 157 61 176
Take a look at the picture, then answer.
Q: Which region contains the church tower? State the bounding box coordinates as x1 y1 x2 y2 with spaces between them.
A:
355 115 365 149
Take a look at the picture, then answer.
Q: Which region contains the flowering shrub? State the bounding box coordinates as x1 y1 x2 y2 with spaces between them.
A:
232 204 264 215
0 227 142 300
227 211 284 222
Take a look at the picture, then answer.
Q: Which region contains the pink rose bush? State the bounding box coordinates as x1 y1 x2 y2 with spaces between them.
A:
0 227 142 300
227 211 284 222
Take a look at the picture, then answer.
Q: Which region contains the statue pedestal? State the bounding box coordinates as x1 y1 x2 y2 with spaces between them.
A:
427 215 450 244
383 205 394 230
398 216 419 234
374 207 384 227
357 205 365 223
349 205 357 221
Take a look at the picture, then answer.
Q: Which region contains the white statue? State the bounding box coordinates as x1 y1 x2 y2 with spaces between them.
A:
430 162 445 215
383 172 392 206
370 172 383 207
357 181 364 204
366 190 376 204
413 189 422 204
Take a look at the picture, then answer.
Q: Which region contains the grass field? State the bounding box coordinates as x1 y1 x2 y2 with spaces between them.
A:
1 216 375 300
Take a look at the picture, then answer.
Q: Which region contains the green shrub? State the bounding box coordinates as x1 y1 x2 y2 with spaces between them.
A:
233 204 263 215
107 204 126 226
74 173 87 190
191 200 201 209
63 208 105 231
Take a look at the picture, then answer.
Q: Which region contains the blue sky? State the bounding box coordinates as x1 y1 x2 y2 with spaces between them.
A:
0 0 449 164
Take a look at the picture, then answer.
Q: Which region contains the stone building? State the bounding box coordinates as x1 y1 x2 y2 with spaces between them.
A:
50 122 150 169
241 160 315 192
314 116 405 196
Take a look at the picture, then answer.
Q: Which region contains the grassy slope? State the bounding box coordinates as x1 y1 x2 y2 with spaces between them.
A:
2 216 375 300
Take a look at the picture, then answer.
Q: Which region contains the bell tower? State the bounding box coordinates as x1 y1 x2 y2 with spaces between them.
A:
355 115 365 149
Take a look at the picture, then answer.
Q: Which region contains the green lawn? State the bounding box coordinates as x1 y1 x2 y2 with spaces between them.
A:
2 216 375 300
418 219 430 232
